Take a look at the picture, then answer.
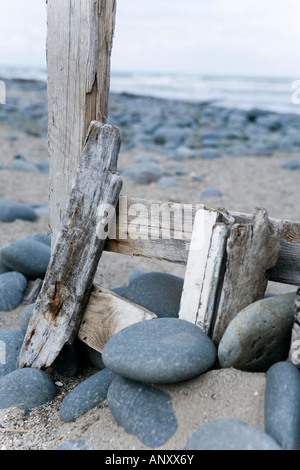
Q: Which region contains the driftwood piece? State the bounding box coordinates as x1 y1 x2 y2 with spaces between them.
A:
179 209 230 335
211 207 280 344
78 285 157 353
17 122 122 369
288 287 300 368
104 197 300 286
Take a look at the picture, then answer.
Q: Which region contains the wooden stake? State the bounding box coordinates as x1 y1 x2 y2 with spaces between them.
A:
17 122 122 369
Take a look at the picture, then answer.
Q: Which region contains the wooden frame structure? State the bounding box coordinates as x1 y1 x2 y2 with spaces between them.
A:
17 0 300 369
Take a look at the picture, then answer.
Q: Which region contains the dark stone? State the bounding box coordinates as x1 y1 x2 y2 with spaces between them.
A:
0 271 27 311
0 329 25 378
107 375 178 448
19 303 34 333
52 344 79 377
102 317 216 384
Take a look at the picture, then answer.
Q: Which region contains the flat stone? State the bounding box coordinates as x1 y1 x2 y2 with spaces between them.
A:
202 188 222 197
59 368 116 422
0 368 57 410
0 199 37 223
122 272 184 318
107 375 178 448
264 361 300 450
184 418 282 450
0 272 27 311
281 159 300 170
0 329 25 378
102 317 216 384
1 237 51 278
218 292 296 372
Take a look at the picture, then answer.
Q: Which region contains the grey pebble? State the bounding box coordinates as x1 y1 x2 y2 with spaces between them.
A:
202 188 222 197
122 272 183 318
56 439 93 450
0 271 27 311
184 418 282 450
281 159 300 170
158 176 178 189
107 375 178 448
1 236 51 278
0 199 37 223
0 329 25 378
102 317 216 384
218 291 296 371
264 361 300 450
19 303 35 333
0 368 57 410
59 368 116 422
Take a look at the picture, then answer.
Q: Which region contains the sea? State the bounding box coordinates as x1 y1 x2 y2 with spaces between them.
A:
0 64 299 116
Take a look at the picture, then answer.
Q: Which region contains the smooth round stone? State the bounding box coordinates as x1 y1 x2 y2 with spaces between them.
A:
184 418 282 450
0 329 25 378
122 272 184 318
200 149 221 160
202 188 222 197
281 159 300 170
102 318 216 384
56 439 93 450
218 292 296 372
19 303 35 333
107 375 178 448
0 271 27 311
158 176 178 189
0 368 57 410
8 155 39 172
264 361 300 450
59 368 116 422
1 237 51 278
0 199 37 223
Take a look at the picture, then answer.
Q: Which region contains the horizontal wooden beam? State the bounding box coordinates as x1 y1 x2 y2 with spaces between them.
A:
104 196 300 286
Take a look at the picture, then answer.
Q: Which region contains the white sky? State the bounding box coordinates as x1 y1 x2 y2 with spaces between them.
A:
0 0 299 77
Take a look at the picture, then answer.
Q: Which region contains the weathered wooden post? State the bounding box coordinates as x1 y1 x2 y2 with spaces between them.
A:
47 0 117 248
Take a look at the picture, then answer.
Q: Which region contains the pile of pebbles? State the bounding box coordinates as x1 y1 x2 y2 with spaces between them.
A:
0 266 299 450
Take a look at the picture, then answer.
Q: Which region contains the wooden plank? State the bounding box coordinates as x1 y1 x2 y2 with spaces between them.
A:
47 0 117 248
17 122 122 369
288 287 300 368
104 197 300 286
211 208 280 344
78 285 157 353
178 209 229 335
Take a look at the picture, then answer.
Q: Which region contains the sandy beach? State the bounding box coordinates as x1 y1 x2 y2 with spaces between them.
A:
0 79 299 450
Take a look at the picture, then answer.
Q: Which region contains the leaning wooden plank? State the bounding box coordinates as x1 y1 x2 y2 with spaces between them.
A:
211 208 280 345
78 285 157 353
178 209 229 332
47 0 117 247
17 122 122 370
104 197 300 286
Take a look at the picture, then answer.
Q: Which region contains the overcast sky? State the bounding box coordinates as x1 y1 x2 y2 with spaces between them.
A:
0 0 299 77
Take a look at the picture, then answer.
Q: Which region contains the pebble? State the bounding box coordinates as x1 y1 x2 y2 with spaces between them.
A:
19 303 35 333
200 149 221 160
184 418 282 450
56 439 93 450
0 329 25 378
281 159 300 170
218 292 296 371
0 368 57 410
107 375 178 448
59 368 116 422
1 236 51 278
264 361 300 450
0 247 11 274
0 199 37 223
202 188 222 197
122 272 184 318
7 155 39 172
102 317 216 384
158 176 178 189
0 271 27 311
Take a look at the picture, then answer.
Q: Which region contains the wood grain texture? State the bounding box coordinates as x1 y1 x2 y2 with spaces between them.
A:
47 0 116 247
17 122 122 369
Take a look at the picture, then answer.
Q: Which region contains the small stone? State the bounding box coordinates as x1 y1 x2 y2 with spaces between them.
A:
8 155 39 172
34 162 50 173
153 126 185 148
59 368 115 422
0 199 37 223
200 149 221 160
281 159 300 170
0 368 57 410
0 272 27 311
122 272 183 318
184 418 282 450
218 292 296 372
202 188 222 197
1 237 51 278
107 375 178 448
102 318 216 384
0 329 25 378
158 176 178 189
19 303 35 333
56 439 93 450
264 361 300 450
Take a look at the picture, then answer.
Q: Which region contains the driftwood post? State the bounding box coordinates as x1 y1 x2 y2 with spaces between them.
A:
47 0 117 247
